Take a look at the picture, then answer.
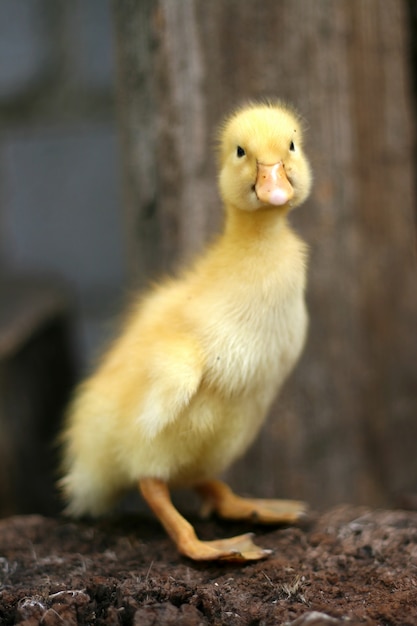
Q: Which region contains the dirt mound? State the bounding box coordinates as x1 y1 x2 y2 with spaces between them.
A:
0 505 416 625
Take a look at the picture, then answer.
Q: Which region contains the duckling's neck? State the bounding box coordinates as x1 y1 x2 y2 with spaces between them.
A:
223 203 290 243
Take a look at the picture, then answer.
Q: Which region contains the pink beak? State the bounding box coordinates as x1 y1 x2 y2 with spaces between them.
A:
255 162 294 206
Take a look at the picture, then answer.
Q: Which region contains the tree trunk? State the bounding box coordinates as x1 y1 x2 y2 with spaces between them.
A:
113 0 417 508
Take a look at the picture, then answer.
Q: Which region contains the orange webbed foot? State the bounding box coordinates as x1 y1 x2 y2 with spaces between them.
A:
196 479 308 524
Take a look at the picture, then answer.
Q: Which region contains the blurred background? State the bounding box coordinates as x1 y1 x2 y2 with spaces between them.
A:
0 0 416 517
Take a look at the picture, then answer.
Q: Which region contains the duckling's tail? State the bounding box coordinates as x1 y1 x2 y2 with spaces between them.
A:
58 467 120 518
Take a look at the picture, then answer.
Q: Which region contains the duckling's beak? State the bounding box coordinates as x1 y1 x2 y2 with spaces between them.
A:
255 162 294 206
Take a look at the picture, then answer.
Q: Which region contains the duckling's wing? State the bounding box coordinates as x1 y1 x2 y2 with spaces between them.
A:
138 334 204 440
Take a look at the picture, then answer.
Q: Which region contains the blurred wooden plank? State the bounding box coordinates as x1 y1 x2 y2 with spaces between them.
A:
0 275 77 516
0 275 68 358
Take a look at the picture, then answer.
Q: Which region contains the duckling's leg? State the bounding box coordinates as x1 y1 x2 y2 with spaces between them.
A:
196 479 307 524
139 478 271 562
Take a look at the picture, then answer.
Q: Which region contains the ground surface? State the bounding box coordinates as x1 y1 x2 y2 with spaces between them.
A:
0 505 416 625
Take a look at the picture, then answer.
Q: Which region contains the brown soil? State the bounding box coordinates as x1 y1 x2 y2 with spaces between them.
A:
0 505 416 625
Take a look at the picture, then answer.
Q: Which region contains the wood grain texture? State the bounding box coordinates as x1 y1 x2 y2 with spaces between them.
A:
113 0 417 508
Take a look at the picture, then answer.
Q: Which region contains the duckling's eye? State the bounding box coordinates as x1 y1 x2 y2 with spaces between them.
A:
289 140 295 152
236 146 245 158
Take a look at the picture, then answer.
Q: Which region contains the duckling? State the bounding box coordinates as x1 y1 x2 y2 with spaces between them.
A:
60 101 312 562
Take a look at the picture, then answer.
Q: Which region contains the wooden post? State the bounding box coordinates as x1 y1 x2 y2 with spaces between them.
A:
113 0 417 508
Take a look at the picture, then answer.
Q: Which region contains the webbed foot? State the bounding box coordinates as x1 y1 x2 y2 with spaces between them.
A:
196 479 308 524
178 532 271 562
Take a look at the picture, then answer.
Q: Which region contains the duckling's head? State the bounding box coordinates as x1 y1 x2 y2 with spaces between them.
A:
218 102 312 213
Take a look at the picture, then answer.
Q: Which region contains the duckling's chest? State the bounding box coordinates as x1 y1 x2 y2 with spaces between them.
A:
199 264 308 398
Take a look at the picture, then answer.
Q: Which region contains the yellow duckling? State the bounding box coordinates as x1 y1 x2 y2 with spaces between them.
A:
60 101 312 561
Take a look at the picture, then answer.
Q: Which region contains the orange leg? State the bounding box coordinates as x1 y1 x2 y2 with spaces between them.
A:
139 478 271 562
195 479 307 524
